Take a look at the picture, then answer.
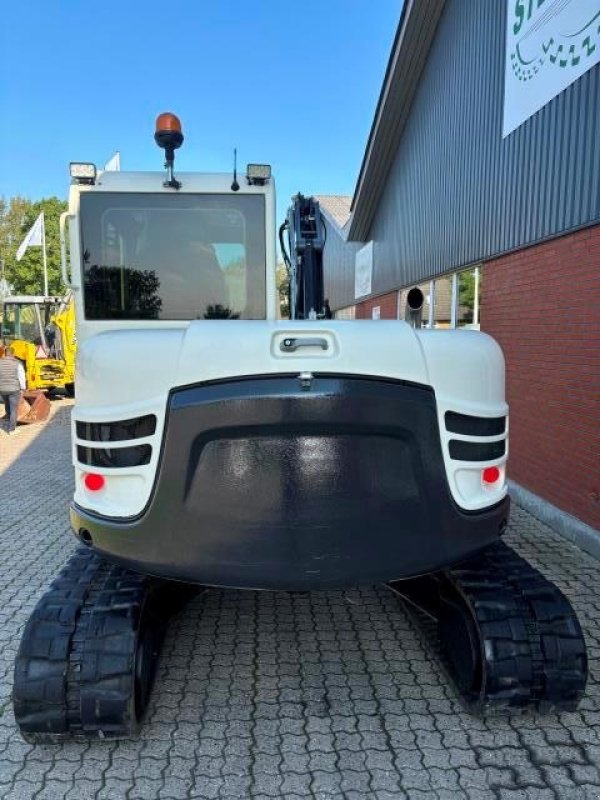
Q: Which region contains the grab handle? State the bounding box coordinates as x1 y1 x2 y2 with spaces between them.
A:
59 212 75 288
280 337 329 353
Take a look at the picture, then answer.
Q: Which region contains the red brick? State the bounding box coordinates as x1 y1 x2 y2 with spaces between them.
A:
482 225 600 530
355 291 398 320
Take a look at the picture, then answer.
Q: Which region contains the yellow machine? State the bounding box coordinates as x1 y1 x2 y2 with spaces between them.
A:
1 294 76 396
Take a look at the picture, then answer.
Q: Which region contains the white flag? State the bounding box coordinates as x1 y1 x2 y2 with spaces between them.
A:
104 152 121 171
15 212 44 262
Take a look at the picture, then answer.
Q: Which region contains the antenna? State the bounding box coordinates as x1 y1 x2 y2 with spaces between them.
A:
231 148 240 192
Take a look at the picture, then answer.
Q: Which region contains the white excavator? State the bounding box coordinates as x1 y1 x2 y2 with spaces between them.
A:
13 113 586 741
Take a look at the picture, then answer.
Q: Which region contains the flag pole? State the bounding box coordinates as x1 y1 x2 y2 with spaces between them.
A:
41 212 48 297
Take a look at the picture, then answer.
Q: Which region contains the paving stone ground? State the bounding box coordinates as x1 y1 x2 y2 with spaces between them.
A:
0 400 599 800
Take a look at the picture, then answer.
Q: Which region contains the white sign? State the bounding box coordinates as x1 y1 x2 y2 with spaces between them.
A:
372 306 380 320
354 241 373 299
503 0 600 137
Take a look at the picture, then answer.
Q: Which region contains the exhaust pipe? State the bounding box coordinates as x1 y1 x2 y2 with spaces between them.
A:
404 287 424 329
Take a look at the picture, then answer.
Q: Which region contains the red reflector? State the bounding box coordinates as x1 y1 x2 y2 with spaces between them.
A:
482 466 500 485
84 473 105 492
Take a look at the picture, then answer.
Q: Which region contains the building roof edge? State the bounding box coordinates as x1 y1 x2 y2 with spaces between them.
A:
348 0 446 241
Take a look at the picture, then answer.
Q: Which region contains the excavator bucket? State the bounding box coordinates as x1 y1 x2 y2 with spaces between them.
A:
17 391 51 424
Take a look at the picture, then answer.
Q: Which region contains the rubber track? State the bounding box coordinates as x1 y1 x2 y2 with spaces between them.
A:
476 542 588 712
13 549 105 741
14 548 175 742
389 541 587 715
66 564 161 739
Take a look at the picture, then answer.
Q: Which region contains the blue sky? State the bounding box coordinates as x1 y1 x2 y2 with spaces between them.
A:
0 0 401 224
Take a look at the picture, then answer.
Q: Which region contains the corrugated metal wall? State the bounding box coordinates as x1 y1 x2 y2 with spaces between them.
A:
323 222 362 310
330 0 600 309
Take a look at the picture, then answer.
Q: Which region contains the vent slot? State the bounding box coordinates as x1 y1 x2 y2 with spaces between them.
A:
76 415 156 442
445 412 506 436
449 439 506 462
77 444 152 468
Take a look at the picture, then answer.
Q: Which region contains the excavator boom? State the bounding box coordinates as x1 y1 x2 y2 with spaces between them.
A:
281 194 328 320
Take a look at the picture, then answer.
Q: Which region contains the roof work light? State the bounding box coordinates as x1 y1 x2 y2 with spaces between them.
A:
246 164 271 185
70 162 97 185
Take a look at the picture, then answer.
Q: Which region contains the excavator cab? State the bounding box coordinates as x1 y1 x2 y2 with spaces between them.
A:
2 296 55 348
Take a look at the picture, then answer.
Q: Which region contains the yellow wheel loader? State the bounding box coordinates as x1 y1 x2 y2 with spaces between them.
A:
1 294 76 422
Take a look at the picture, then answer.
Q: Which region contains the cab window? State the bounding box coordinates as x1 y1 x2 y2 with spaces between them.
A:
80 193 267 320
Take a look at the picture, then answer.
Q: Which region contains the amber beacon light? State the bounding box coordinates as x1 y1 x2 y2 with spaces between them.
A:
154 112 184 189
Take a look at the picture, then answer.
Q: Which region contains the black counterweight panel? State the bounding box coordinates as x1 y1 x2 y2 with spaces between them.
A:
71 376 509 590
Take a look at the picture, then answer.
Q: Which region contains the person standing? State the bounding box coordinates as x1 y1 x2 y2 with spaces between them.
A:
0 344 26 434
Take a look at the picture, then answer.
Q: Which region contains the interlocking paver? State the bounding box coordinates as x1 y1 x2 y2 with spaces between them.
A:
1 401 600 799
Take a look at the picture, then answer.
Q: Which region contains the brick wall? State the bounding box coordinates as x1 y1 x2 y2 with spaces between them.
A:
482 225 600 530
355 290 398 319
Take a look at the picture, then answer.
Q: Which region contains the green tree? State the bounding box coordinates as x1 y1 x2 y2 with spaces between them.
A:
458 270 475 311
0 196 30 296
0 196 67 296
